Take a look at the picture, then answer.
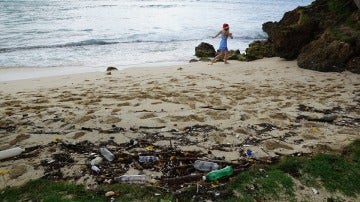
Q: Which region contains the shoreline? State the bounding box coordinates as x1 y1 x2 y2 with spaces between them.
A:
0 61 188 82
0 57 359 191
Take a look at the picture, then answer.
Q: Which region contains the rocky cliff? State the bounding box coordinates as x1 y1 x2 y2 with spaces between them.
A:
261 0 359 73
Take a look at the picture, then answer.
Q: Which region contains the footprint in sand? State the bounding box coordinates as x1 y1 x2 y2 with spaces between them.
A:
169 78 179 83
139 112 158 119
169 114 205 122
9 134 31 145
205 111 232 120
268 112 289 120
264 140 294 151
103 116 122 124
75 115 96 124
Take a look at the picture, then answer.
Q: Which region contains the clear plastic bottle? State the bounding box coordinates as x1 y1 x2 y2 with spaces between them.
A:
114 175 147 183
193 160 219 171
99 147 115 162
205 166 233 181
91 165 100 173
91 157 103 166
138 155 159 163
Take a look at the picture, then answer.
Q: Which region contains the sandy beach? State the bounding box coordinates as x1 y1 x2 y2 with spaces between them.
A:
0 58 359 198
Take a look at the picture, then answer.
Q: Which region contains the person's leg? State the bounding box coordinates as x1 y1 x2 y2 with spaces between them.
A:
224 50 229 64
211 51 224 64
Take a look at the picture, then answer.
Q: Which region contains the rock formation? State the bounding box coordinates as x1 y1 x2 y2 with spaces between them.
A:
262 0 359 73
195 42 216 58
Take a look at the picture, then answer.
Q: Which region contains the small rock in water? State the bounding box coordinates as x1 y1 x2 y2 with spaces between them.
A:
106 66 118 71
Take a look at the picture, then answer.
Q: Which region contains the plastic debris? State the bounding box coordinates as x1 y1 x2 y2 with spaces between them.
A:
99 147 115 161
90 157 103 166
0 147 25 160
91 165 100 173
205 166 233 181
115 175 147 183
139 155 159 163
0 169 8 176
193 160 219 172
311 187 319 194
105 191 115 197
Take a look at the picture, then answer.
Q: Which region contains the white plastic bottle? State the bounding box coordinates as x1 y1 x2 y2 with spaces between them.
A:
114 175 147 183
0 147 25 160
99 147 115 161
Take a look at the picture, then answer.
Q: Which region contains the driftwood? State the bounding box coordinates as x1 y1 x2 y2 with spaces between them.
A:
139 126 166 130
200 105 227 111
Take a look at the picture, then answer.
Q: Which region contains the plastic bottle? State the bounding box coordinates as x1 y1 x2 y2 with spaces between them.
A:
246 149 254 157
114 175 147 183
0 147 25 160
91 165 100 173
99 147 115 161
246 149 260 160
91 157 103 166
193 160 219 171
204 166 233 181
138 155 159 163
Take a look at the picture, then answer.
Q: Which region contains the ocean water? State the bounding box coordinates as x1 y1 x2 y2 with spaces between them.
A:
0 0 313 80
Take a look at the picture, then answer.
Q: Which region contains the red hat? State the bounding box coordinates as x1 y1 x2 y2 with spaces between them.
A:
223 23 229 29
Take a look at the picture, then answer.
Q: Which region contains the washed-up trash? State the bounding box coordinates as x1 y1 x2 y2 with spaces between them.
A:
90 157 103 166
0 169 8 176
129 139 138 145
246 149 254 157
99 147 115 161
204 166 233 181
0 147 25 160
311 187 319 194
139 155 159 163
91 165 100 173
145 145 154 151
193 160 219 172
114 175 147 183
105 191 115 197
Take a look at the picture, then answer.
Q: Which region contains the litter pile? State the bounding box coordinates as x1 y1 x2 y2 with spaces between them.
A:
0 124 282 201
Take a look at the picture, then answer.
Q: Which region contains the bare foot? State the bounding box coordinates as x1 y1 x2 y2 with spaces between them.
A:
209 59 216 65
224 61 230 64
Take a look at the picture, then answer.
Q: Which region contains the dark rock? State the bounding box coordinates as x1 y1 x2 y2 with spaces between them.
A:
262 4 319 60
355 0 360 8
347 56 360 73
245 40 275 61
106 66 118 71
195 42 216 57
268 0 360 73
189 59 198 63
298 30 354 72
199 57 211 62
228 49 241 60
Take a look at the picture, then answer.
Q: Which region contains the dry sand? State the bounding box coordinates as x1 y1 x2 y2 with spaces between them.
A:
0 58 359 199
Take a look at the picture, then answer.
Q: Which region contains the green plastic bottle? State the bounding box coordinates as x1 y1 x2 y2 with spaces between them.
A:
205 166 233 181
